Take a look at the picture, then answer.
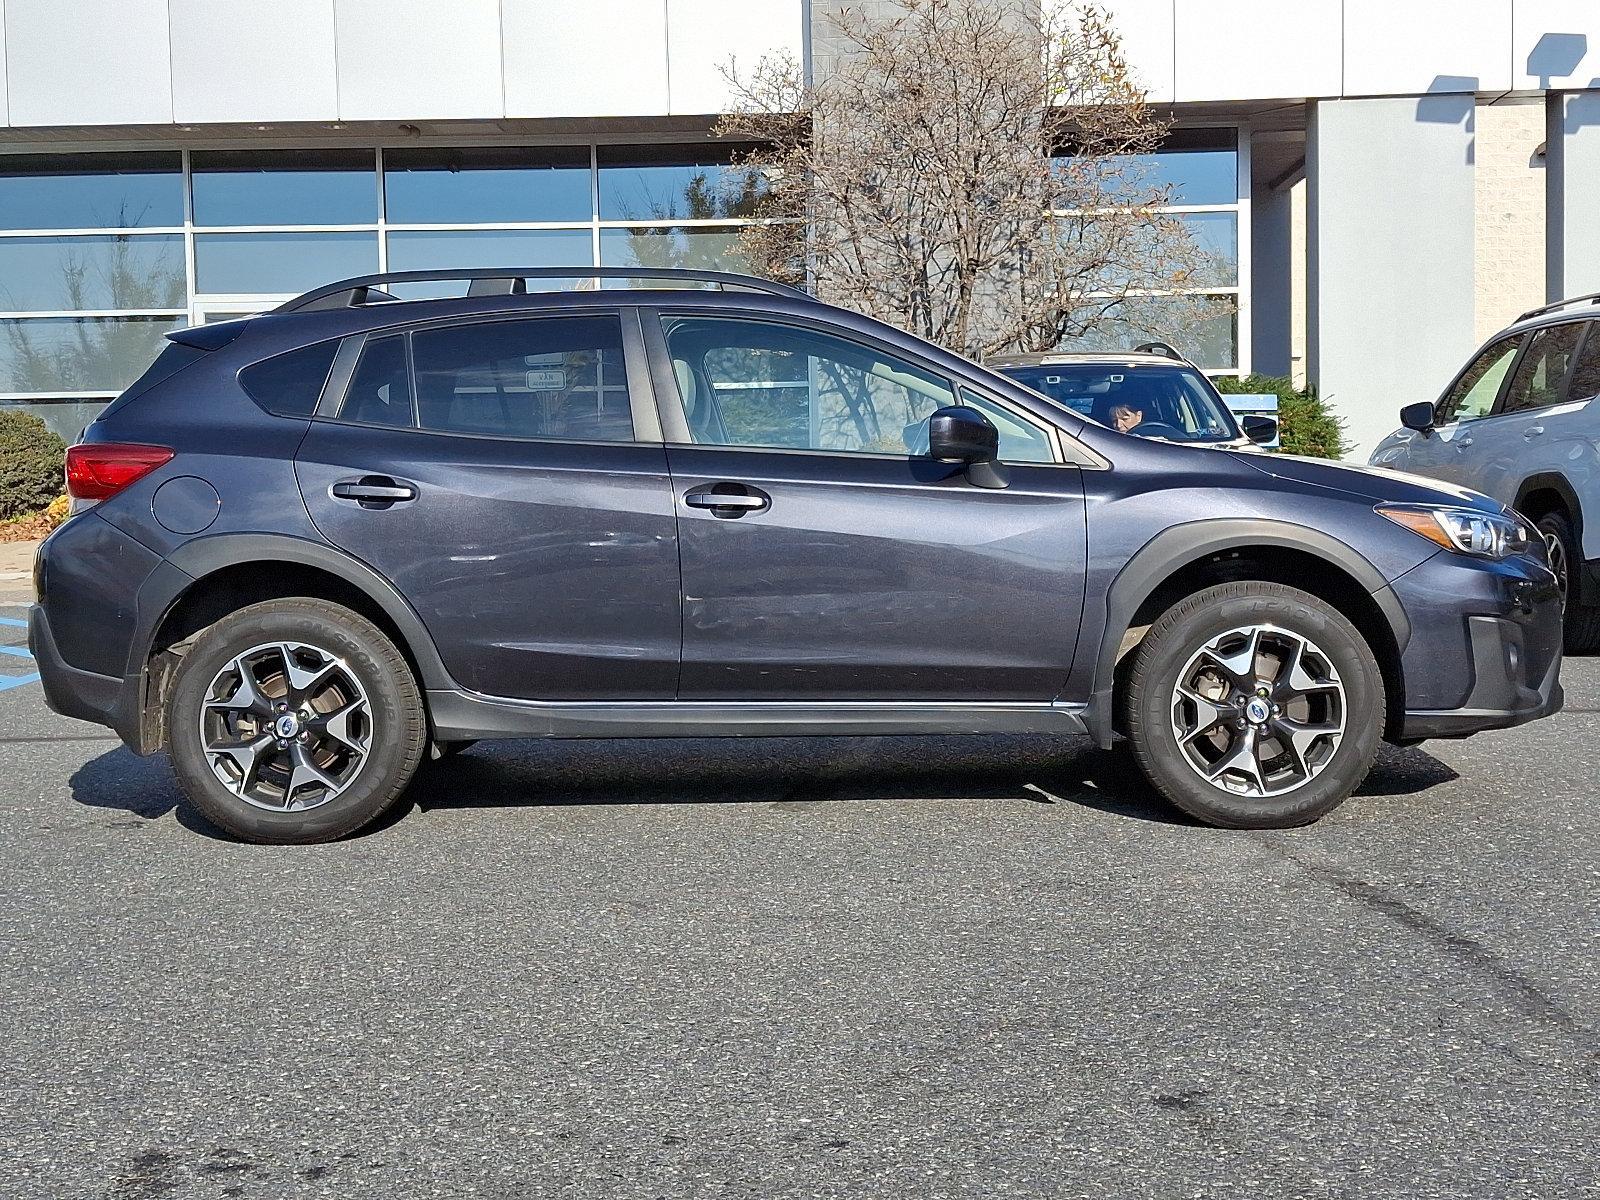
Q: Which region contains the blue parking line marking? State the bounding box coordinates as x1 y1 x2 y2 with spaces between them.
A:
0 644 33 660
0 673 39 692
0 617 27 627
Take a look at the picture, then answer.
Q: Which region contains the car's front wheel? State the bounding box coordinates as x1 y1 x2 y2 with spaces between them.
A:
1533 510 1600 653
1123 581 1385 828
167 598 427 843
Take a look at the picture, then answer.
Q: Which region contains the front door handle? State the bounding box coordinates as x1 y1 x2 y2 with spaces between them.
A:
1524 425 1546 439
1456 435 1474 449
331 475 418 508
684 483 771 518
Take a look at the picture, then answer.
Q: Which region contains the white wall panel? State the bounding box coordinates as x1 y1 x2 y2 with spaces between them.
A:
1101 0 1174 104
1309 96 1477 457
171 0 338 123
334 0 503 121
5 0 172 126
0 0 9 127
667 0 803 115
505 0 669 118
1515 0 1600 88
1345 0 1511 96
1174 0 1341 102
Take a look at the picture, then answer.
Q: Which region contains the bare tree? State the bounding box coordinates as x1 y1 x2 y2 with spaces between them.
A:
717 0 1230 360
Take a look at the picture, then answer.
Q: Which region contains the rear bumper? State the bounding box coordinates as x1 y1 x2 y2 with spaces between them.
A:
28 603 142 747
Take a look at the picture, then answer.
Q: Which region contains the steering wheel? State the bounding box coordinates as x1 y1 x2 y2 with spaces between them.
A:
1130 421 1186 440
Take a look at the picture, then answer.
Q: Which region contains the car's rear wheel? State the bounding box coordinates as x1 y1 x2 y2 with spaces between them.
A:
167 599 426 843
1533 510 1600 653
1123 581 1385 828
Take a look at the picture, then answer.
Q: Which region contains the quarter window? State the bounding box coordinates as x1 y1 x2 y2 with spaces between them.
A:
958 389 1055 462
1501 322 1585 415
239 340 339 418
662 316 956 455
410 316 633 442
1436 334 1523 425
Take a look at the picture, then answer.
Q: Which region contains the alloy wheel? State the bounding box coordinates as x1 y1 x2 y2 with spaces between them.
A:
200 641 373 812
1542 527 1569 612
1169 624 1346 798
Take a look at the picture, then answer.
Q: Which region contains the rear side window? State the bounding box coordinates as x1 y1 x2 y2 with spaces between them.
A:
239 340 339 418
410 315 634 442
340 335 412 428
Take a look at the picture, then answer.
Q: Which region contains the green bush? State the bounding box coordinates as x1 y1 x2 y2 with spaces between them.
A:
0 410 67 521
1214 374 1349 460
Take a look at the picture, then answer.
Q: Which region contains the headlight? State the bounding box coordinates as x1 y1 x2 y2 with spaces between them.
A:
1376 504 1531 559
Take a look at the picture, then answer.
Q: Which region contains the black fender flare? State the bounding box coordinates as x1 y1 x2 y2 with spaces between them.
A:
1081 519 1411 746
140 532 455 691
1512 473 1592 602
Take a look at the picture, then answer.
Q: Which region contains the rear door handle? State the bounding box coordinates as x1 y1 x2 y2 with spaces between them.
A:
331 475 418 507
683 483 771 517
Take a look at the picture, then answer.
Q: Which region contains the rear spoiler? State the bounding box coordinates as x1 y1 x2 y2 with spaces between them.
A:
165 317 252 351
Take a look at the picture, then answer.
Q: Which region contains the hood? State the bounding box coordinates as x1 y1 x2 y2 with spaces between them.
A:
1236 452 1505 511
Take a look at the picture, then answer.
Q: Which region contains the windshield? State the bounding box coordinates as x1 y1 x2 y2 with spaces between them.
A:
998 363 1241 443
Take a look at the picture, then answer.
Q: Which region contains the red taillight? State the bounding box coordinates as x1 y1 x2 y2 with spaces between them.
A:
64 443 174 502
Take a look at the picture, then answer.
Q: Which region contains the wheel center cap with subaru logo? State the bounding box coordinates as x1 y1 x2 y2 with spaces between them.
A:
275 713 301 739
1244 697 1272 725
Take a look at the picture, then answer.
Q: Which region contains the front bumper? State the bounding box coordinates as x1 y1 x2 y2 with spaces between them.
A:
1393 550 1564 741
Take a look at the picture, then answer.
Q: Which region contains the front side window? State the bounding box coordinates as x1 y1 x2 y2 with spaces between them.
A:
1436 334 1523 425
411 316 633 442
1500 322 1585 416
663 316 955 455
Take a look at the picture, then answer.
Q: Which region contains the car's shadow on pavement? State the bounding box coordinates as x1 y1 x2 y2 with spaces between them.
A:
68 734 1462 842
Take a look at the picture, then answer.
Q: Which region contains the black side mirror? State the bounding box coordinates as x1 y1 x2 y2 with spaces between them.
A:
1241 414 1278 446
927 405 1007 489
1400 401 1437 435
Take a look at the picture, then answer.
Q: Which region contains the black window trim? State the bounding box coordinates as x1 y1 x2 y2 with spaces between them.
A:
316 306 660 445
642 306 1078 467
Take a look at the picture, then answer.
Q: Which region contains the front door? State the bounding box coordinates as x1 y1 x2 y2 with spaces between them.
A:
296 309 681 701
1410 331 1525 485
649 311 1087 701
1466 319 1589 503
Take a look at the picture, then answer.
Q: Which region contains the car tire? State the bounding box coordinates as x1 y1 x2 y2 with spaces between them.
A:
1534 510 1600 654
1123 581 1385 829
167 598 427 844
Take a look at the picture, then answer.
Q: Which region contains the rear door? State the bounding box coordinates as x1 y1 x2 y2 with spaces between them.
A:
646 309 1087 702
296 308 681 701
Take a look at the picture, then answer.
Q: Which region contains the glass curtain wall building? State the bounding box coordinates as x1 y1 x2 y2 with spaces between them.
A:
0 143 777 439
0 131 1243 440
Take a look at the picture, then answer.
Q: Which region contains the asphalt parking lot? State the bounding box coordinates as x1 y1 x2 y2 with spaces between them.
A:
2 596 1597 1199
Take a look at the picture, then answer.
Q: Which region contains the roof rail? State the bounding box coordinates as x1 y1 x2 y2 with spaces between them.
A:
1131 340 1185 361
275 267 810 314
1516 292 1600 324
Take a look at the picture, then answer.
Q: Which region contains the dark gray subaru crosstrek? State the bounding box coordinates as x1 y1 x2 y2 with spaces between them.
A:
30 268 1563 843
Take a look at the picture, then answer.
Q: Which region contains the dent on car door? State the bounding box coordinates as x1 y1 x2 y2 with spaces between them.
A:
645 310 1087 702
295 309 681 701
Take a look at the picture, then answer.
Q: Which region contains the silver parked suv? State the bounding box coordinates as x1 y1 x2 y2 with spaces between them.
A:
1369 292 1600 650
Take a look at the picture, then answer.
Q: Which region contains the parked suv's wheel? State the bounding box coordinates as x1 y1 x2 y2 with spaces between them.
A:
1123 582 1384 829
1533 510 1600 653
167 599 427 843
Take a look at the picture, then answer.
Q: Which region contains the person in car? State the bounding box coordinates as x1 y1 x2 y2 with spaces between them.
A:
1109 402 1144 434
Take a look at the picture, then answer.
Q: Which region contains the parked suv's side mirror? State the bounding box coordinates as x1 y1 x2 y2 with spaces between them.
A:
1400 401 1437 436
927 405 1007 489
1241 415 1278 445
